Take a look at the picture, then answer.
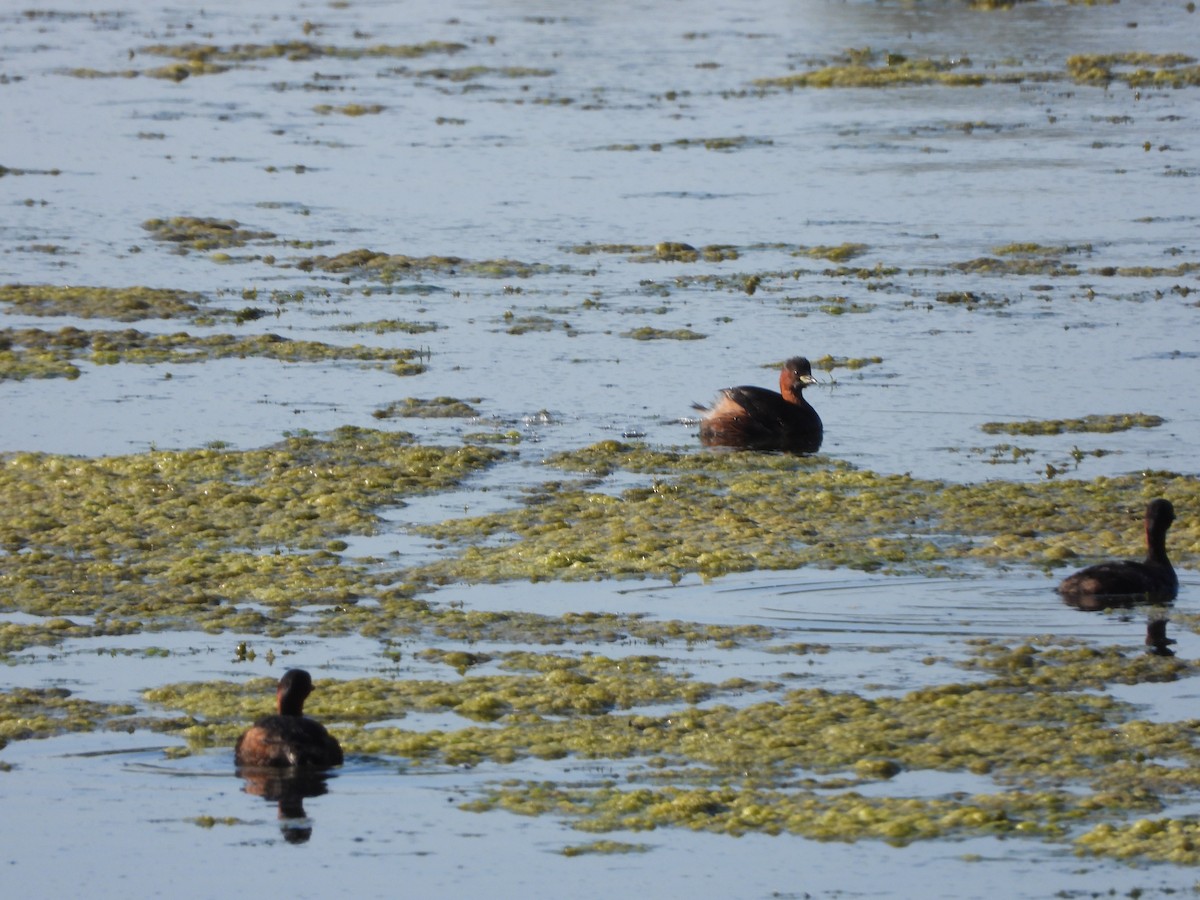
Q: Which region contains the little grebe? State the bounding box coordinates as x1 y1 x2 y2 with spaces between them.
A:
1057 499 1178 602
234 669 344 769
694 356 823 453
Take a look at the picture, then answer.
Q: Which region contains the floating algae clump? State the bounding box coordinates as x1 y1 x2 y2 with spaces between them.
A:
811 354 883 371
63 61 230 80
990 242 1091 258
335 319 438 335
648 243 738 263
149 653 770 733
593 136 772 152
0 333 82 381
313 103 385 116
10 438 1196 867
464 784 1068 843
784 294 876 315
443 650 1200 846
0 688 135 741
935 291 1010 310
502 313 576 336
5 433 1199 868
61 40 470 82
0 617 142 654
794 243 868 263
373 397 482 419
129 631 1200 863
1066 53 1200 88
412 65 554 82
565 243 738 263
142 217 276 251
561 840 651 857
0 285 203 321
135 645 1200 780
1077 818 1200 864
756 50 991 89
620 327 706 341
0 427 505 649
960 638 1193 691
952 256 1081 277
408 440 1200 583
756 49 1200 92
292 248 553 280
0 326 425 379
981 413 1165 436
139 40 467 64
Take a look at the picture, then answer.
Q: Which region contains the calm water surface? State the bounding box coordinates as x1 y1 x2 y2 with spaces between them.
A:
2 0 1199 896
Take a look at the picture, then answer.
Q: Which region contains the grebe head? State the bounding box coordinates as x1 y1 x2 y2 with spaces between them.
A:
276 669 315 717
780 357 818 399
1146 498 1175 529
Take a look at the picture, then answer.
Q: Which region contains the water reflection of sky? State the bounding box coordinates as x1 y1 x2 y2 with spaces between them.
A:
1 729 1194 899
1 2 1196 480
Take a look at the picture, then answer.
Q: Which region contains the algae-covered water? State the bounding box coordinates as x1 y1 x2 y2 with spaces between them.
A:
2 0 1200 896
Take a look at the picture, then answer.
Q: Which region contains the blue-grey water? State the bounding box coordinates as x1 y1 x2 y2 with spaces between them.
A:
2 0 1198 896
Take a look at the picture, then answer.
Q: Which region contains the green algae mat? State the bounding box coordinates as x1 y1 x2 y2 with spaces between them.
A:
2 430 1199 865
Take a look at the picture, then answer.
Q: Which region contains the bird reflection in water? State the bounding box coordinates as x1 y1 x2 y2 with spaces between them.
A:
1060 591 1176 658
238 767 336 844
1144 616 1176 657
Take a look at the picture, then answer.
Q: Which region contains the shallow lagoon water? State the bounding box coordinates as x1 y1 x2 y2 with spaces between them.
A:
2 0 1200 896
3 730 1179 900
3 573 1198 899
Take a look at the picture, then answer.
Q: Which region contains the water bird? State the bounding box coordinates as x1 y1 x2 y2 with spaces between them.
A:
693 356 823 453
235 669 344 769
1056 499 1178 602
